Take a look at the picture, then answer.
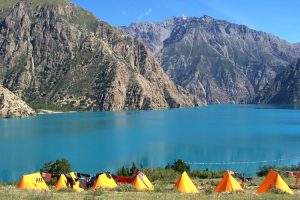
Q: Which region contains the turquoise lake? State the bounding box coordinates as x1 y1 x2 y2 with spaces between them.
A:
0 104 300 182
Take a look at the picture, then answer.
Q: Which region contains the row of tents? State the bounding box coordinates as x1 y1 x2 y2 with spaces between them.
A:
17 169 294 195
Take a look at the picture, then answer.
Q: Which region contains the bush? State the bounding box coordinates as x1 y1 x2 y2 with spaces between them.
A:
117 166 130 176
190 169 225 179
117 162 139 176
165 160 190 174
144 168 179 183
257 165 276 177
41 158 72 175
257 163 300 177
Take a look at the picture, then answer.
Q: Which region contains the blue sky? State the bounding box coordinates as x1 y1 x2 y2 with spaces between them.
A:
70 0 299 43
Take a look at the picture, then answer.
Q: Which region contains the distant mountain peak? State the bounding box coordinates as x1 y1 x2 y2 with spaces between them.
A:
122 17 300 104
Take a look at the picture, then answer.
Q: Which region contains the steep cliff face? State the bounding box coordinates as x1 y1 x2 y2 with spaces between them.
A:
0 85 36 118
251 59 300 104
0 1 200 112
123 16 300 104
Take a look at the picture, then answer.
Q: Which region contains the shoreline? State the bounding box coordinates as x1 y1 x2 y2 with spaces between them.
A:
37 109 76 115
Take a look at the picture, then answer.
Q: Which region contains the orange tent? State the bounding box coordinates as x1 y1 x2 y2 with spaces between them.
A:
214 171 243 193
92 173 118 189
175 171 199 193
55 172 84 192
17 172 49 190
256 170 293 195
132 173 154 191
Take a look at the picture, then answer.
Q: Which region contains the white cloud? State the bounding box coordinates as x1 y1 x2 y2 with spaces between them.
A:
138 8 152 20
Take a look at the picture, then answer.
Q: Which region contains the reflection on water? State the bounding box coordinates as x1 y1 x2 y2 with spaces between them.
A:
0 104 300 182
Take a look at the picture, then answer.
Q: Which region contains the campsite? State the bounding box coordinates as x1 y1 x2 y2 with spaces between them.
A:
1 159 300 200
1 172 300 200
0 0 299 199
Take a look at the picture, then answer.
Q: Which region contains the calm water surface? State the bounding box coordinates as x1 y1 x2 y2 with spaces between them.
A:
0 104 300 182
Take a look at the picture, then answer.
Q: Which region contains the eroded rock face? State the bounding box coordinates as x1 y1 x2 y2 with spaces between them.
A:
123 16 300 104
251 59 300 104
0 0 201 112
0 85 36 118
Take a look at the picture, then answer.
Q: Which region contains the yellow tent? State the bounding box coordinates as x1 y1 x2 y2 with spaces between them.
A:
132 173 154 191
55 172 84 192
92 173 118 189
256 170 293 195
17 172 49 190
175 171 199 193
214 171 243 193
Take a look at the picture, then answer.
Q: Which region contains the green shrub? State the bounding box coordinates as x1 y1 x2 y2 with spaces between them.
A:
165 160 190 174
257 163 300 177
117 166 130 176
257 165 276 177
41 159 72 175
29 101 84 112
190 169 225 179
130 162 138 176
117 162 139 176
144 168 179 183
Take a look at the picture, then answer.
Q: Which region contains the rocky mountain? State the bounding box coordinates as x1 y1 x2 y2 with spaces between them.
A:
251 59 300 104
122 16 300 104
295 43 300 52
0 0 200 113
0 85 36 118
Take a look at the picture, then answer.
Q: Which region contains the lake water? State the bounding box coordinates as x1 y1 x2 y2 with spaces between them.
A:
0 104 300 182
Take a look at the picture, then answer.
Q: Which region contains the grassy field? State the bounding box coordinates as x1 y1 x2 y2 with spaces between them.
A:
1 177 299 200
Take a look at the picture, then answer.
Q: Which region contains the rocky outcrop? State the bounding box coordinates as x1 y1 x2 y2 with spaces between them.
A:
123 16 300 104
0 85 36 118
0 0 200 112
121 19 175 55
251 59 300 104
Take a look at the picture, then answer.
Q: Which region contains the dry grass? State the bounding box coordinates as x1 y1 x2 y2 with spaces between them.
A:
0 177 299 200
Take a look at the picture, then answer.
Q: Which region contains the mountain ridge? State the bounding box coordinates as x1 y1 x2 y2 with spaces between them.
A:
122 15 300 104
0 0 200 115
251 59 300 104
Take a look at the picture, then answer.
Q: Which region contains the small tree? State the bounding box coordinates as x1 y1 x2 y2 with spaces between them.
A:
165 159 190 173
130 162 138 176
41 158 72 175
140 164 144 170
117 166 130 176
